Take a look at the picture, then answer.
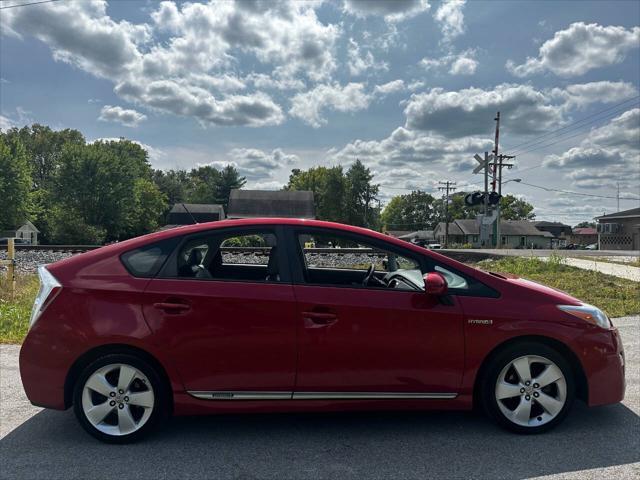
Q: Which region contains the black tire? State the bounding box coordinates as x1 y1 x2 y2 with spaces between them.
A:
481 342 575 434
73 353 168 443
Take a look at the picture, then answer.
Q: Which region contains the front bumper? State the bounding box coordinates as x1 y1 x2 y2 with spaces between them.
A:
584 327 625 407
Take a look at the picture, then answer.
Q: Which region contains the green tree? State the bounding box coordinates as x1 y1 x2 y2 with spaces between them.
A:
4 124 84 190
152 169 190 211
187 165 222 204
345 160 379 228
286 166 347 222
2 124 85 242
574 221 596 228
499 194 536 220
0 136 31 231
216 165 246 210
381 191 438 231
128 178 168 237
53 140 165 242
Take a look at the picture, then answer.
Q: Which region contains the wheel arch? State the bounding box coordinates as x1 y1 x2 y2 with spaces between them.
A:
472 335 588 407
64 343 174 413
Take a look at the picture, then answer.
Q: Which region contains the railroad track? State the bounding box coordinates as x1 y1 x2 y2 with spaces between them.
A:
14 245 101 253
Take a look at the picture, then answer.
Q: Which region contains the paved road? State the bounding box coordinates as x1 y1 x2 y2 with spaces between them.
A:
456 249 639 258
1 317 638 480
556 257 640 282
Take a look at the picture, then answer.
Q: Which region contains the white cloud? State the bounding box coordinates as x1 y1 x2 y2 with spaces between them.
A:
0 0 341 127
98 105 147 127
551 81 637 110
433 0 466 43
507 22 640 77
290 83 372 128
331 126 492 170
543 108 640 189
420 49 478 76
404 84 564 137
347 38 388 76
114 79 284 127
374 79 406 96
0 115 14 130
402 82 635 138
0 0 148 79
449 53 478 75
224 147 299 181
343 0 430 22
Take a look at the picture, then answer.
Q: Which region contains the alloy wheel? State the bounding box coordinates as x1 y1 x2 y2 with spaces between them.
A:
81 363 155 436
495 355 567 427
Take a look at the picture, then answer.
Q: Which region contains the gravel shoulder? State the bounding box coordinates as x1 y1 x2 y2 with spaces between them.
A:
1 316 638 480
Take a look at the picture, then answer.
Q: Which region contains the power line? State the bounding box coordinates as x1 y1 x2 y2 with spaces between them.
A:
458 99 639 187
516 181 639 201
508 102 640 156
502 95 640 153
0 0 62 9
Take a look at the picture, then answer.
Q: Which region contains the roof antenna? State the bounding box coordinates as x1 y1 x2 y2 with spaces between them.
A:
182 203 198 224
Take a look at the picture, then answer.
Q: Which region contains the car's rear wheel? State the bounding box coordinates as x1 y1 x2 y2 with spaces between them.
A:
482 343 575 434
73 354 167 443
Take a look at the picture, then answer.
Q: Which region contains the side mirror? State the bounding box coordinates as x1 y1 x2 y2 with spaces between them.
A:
424 272 448 296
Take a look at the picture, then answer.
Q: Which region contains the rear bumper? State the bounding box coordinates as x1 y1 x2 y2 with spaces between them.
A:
584 328 625 407
19 327 75 410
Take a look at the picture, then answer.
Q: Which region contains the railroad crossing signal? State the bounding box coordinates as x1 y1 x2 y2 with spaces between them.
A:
473 153 493 174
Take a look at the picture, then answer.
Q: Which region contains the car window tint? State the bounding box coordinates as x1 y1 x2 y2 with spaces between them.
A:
176 230 280 282
121 237 181 278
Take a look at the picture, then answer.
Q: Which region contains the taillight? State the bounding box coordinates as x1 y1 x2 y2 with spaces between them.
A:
29 265 62 329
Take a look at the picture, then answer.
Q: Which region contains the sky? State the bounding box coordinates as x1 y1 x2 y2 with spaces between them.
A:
1 0 639 225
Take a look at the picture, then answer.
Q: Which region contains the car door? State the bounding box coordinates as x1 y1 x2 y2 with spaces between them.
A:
142 226 297 396
286 227 466 397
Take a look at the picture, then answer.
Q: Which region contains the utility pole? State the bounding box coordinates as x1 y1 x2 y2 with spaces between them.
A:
438 180 456 248
491 112 516 248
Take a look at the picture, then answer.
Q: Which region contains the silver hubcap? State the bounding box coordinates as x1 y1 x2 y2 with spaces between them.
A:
495 355 566 427
82 363 154 436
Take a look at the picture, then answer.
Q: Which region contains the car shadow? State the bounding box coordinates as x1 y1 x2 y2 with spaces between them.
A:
1 402 639 480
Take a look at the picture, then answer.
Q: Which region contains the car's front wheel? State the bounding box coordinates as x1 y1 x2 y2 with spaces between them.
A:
73 354 167 443
482 343 575 434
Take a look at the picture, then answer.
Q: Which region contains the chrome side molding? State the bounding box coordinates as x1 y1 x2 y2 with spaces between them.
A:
292 392 457 400
188 391 457 401
188 391 293 400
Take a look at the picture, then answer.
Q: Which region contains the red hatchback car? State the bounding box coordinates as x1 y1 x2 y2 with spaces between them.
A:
20 219 625 442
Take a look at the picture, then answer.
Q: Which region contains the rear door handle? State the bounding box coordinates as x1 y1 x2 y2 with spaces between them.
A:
302 311 338 328
153 301 191 313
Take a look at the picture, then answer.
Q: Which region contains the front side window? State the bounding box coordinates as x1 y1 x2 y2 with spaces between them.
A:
296 231 422 290
174 230 281 282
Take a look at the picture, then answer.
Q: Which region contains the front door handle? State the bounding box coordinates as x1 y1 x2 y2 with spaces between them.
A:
302 311 338 328
153 301 191 313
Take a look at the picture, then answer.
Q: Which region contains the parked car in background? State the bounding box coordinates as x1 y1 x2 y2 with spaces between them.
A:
585 244 599 250
20 219 625 442
427 243 442 249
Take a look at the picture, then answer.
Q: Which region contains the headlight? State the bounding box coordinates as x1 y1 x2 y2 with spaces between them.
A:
558 304 611 329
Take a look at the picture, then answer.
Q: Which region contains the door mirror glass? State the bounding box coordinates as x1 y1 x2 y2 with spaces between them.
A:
424 272 448 296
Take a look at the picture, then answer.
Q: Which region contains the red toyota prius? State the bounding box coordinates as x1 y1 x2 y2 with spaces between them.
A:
20 219 625 442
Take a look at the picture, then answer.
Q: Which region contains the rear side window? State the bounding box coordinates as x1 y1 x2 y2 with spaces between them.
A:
121 237 181 278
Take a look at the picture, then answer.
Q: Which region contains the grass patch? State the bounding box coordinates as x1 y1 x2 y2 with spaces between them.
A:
0 274 39 344
477 255 640 317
